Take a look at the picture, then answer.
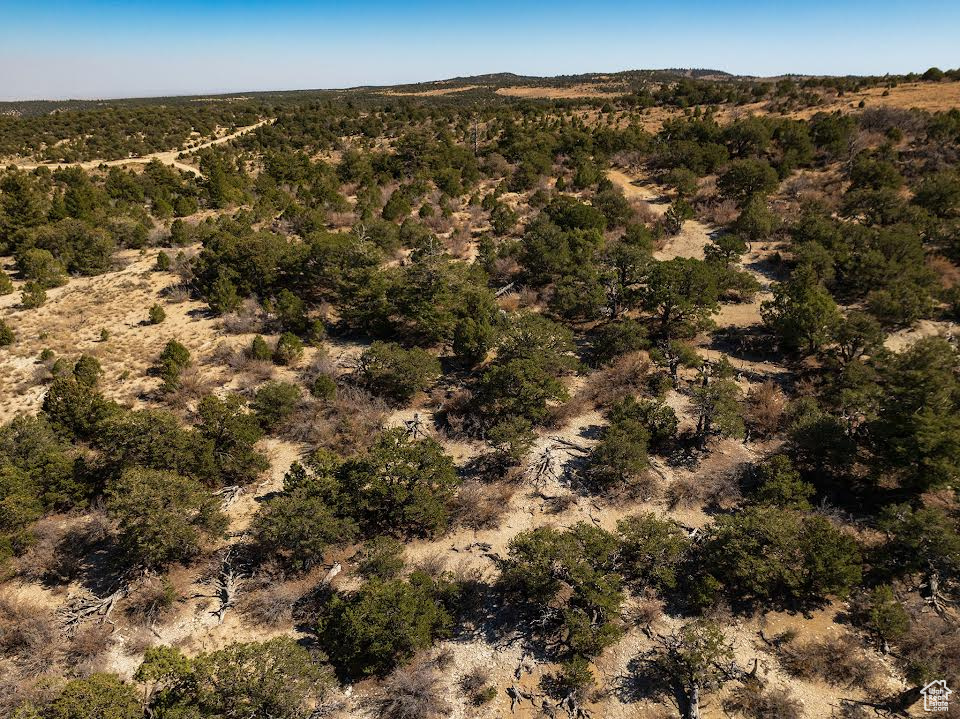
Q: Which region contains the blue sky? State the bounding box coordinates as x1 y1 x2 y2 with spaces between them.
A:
1 1 958 100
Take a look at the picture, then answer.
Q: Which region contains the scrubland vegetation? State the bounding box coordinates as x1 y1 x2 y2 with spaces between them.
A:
1 67 959 718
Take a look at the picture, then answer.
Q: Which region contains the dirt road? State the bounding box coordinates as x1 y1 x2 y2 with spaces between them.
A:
6 118 272 178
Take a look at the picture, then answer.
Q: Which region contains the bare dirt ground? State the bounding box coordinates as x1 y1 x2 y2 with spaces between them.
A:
605 167 715 262
380 84 480 97
496 84 625 99
0 248 220 422
4 119 272 177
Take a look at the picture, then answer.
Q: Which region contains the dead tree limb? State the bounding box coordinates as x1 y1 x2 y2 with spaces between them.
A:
213 485 244 508
213 552 244 624
547 436 590 455
404 413 428 440
58 586 129 630
321 562 342 587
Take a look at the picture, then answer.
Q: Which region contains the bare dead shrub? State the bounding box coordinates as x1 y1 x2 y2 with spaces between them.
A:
160 282 192 303
327 210 357 229
552 352 650 427
124 574 179 626
603 470 660 503
496 292 521 313
781 634 882 689
282 385 386 453
897 612 960 686
61 624 113 674
859 106 925 135
42 513 111 584
850 130 888 156
666 476 706 510
208 340 240 367
627 593 665 628
236 357 276 383
165 365 214 408
835 703 873 719
630 199 658 225
545 492 578 514
438 389 475 440
372 663 451 719
432 646 454 670
460 666 496 705
425 214 453 235
447 229 472 259
13 515 67 582
220 298 266 334
747 381 786 437
516 287 540 309
237 581 302 628
703 471 743 510
460 666 491 694
451 480 514 530
122 627 156 657
0 596 58 676
699 198 739 226
171 253 194 284
414 554 448 581
927 255 960 290
723 682 803 719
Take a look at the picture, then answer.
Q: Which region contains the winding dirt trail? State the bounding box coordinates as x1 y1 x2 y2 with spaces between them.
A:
6 118 272 178
606 168 714 261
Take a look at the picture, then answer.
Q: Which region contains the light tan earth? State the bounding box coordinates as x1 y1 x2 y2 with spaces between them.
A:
380 84 480 97
496 83 624 99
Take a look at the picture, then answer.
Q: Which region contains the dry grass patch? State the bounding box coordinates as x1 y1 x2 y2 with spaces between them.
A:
237 577 305 628
0 595 59 677
723 682 803 719
451 480 515 530
552 351 650 426
780 634 884 690
372 661 451 719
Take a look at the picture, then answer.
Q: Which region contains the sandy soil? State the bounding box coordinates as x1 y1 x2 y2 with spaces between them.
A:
884 318 957 352
496 84 624 99
606 168 715 262
0 248 220 422
380 85 480 97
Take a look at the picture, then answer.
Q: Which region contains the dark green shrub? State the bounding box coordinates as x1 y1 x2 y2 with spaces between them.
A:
148 304 166 325
315 572 451 677
156 339 191 391
310 373 337 400
339 428 459 536
0 320 13 347
248 334 271 361
105 467 226 569
273 332 304 366
21 281 47 308
251 381 302 431
358 341 441 405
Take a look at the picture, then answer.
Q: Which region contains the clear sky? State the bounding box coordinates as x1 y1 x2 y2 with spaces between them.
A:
1 0 958 101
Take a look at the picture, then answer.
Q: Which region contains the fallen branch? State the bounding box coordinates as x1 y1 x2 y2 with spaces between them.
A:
321 562 342 587
58 586 129 630
213 485 244 508
213 552 244 623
